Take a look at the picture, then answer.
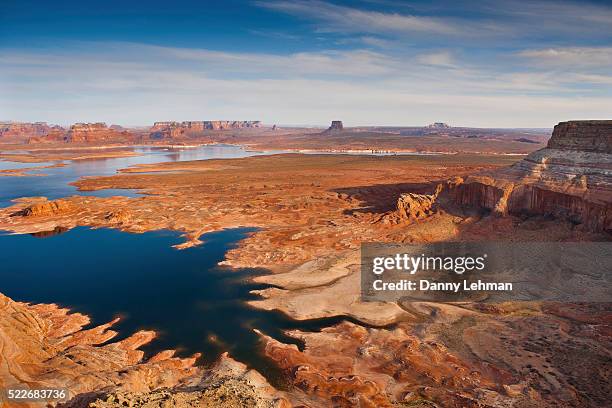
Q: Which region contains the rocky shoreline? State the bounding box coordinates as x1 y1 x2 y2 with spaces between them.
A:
0 122 610 407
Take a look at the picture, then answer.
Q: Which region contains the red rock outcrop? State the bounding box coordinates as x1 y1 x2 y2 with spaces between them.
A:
65 123 133 143
0 122 63 143
395 184 443 222
149 121 261 139
27 127 67 143
2 122 134 144
0 292 290 408
446 120 612 233
13 199 75 217
397 193 437 220
259 301 612 408
0 292 200 408
548 120 612 153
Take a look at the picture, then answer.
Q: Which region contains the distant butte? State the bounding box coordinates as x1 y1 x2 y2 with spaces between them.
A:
325 120 344 132
426 122 450 129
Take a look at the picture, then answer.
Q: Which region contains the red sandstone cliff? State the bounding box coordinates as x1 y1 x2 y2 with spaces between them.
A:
0 122 64 143
65 123 135 143
149 120 261 139
447 120 612 233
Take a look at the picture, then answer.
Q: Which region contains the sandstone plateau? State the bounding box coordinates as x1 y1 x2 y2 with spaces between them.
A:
0 121 610 407
447 120 612 233
0 120 550 155
64 123 135 143
0 122 64 143
149 121 261 139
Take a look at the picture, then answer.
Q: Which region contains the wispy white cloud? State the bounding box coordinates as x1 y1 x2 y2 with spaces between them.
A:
256 0 468 36
416 51 456 67
495 0 612 28
0 43 397 78
516 47 612 68
142 44 397 77
248 29 302 41
1 41 610 127
359 36 393 48
257 0 612 43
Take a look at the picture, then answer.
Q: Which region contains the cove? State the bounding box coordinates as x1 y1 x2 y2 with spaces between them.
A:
0 226 351 387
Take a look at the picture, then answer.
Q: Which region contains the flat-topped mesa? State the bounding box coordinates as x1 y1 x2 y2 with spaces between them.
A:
443 120 612 233
149 120 261 139
547 120 612 153
0 121 60 142
66 122 132 143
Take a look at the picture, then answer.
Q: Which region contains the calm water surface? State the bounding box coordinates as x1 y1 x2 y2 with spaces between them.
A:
0 227 352 384
0 144 358 386
0 145 285 208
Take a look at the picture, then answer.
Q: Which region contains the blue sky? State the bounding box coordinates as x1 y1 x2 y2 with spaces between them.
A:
1 0 611 127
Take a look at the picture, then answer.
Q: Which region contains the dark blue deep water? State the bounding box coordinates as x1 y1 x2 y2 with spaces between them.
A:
0 145 359 386
0 227 349 385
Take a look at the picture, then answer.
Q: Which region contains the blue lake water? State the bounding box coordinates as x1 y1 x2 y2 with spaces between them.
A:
0 144 363 386
0 144 434 208
0 145 285 208
0 227 352 385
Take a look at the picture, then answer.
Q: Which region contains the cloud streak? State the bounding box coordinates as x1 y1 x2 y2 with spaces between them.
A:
517 47 612 68
257 0 612 43
256 0 468 36
1 41 610 127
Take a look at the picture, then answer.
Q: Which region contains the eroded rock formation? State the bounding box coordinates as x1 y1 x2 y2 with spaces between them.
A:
13 199 75 217
66 123 133 143
396 184 443 222
0 292 289 408
259 302 612 408
325 120 344 132
149 121 261 139
0 122 64 143
446 120 612 233
0 292 199 407
548 120 611 153
0 150 608 407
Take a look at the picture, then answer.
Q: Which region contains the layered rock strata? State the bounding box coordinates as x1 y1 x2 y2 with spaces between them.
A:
0 292 198 407
396 184 443 222
149 121 261 139
0 122 64 143
0 152 608 407
65 123 133 143
259 302 612 407
13 198 75 217
447 121 612 233
0 292 288 408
